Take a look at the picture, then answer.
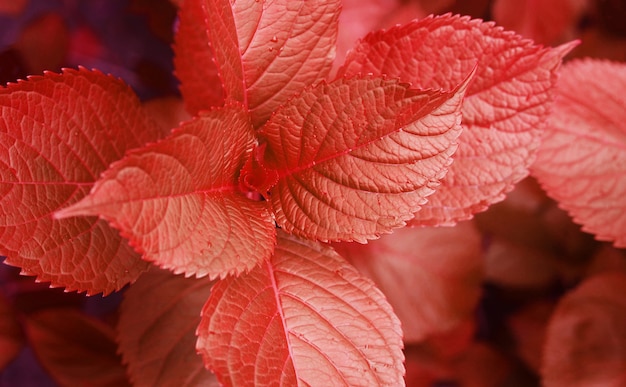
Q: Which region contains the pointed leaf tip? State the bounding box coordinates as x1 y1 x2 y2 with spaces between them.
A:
340 14 574 226
57 105 277 279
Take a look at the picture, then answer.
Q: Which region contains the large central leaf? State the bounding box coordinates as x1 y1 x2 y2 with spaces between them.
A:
246 76 469 242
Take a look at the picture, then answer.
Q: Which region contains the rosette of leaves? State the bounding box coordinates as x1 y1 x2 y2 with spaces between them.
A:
1 0 575 385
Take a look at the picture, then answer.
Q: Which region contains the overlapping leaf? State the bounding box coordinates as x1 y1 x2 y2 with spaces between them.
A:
118 267 218 387
173 0 224 115
248 76 469 242
0 68 162 295
532 59 626 247
333 221 484 343
202 0 341 126
338 14 574 226
56 105 276 279
197 232 404 386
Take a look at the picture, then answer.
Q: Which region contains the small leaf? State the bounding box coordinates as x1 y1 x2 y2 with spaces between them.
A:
56 104 276 279
541 273 626 386
24 308 130 387
254 76 468 242
333 221 484 343
173 0 224 115
197 232 404 386
118 267 219 387
532 59 626 247
203 0 341 126
0 294 23 369
0 68 162 295
339 14 575 226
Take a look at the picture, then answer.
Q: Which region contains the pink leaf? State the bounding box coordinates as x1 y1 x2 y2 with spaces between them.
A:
531 59 626 247
338 14 575 226
118 267 219 387
541 273 626 386
197 232 404 386
248 76 469 242
55 104 276 279
333 221 484 343
203 0 341 126
24 308 130 387
0 68 162 295
173 0 224 115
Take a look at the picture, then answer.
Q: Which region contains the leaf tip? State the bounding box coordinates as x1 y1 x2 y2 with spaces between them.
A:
52 199 92 220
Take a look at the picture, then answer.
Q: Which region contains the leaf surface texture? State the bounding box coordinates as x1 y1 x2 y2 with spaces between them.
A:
532 59 626 247
0 69 162 294
56 105 276 278
339 14 573 225
255 76 468 242
197 232 404 386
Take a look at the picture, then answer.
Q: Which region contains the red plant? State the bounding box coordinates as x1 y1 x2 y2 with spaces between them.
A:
1 0 625 385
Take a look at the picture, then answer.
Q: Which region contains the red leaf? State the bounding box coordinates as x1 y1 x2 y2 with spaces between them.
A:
197 232 404 386
202 0 341 126
251 76 469 242
541 273 626 386
118 267 219 387
333 222 484 343
24 308 130 387
56 104 276 279
0 68 162 295
492 0 588 45
338 14 575 226
173 0 224 115
0 294 23 369
532 59 626 247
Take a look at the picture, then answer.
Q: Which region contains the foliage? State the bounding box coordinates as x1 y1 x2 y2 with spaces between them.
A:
1 0 625 385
